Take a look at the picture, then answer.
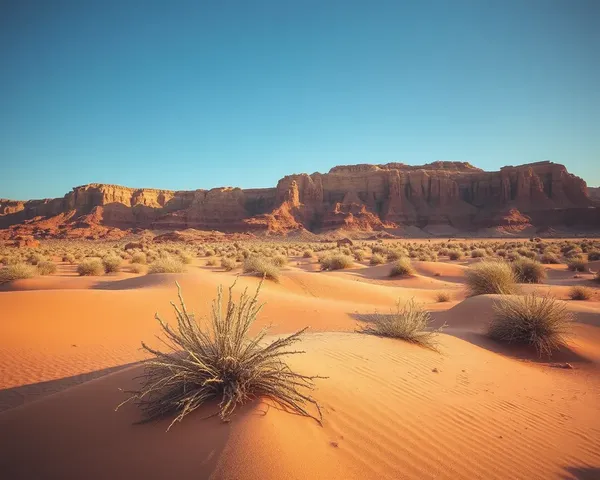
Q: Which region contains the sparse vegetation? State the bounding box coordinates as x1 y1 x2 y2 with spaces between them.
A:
568 286 592 301
435 292 451 302
221 257 236 271
37 260 57 275
511 258 546 284
369 253 385 265
116 281 323 428
489 293 572 356
0 262 36 283
102 255 122 273
465 260 517 296
320 254 354 271
388 258 415 277
148 256 186 274
243 256 280 281
357 299 442 350
77 259 104 276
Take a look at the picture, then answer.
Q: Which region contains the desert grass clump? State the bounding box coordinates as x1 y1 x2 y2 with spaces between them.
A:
302 250 313 258
541 252 560 264
0 262 36 283
36 260 57 276
511 257 546 284
206 257 218 267
131 252 147 265
130 263 145 274
567 258 586 272
388 258 415 277
271 255 288 267
568 286 592 301
77 259 104 276
221 257 237 271
435 291 451 302
62 253 76 264
369 253 385 265
179 253 193 265
448 249 464 261
471 249 486 258
148 256 186 274
320 253 354 271
465 260 517 296
489 293 572 357
357 299 442 350
102 255 122 274
243 256 280 282
116 281 323 428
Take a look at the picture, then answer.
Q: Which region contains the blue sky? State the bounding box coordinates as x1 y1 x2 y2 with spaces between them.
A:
1 0 599 200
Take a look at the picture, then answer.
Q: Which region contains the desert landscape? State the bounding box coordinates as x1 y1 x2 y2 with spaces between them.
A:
1 222 600 479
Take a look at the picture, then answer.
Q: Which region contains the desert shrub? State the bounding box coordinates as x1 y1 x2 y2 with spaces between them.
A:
320 254 354 271
386 249 408 262
62 253 76 264
516 248 536 259
221 257 236 271
568 286 592 301
302 250 313 258
389 258 415 277
370 253 385 265
465 260 517 296
271 255 288 267
116 281 322 428
357 299 442 350
0 263 36 283
353 250 366 261
471 249 486 258
243 256 280 282
77 259 104 276
102 256 122 273
448 249 464 261
512 258 546 284
205 249 216 257
489 293 572 356
436 292 451 302
148 256 186 274
506 251 521 262
567 259 586 272
206 257 218 266
587 250 600 261
37 260 57 275
130 263 145 274
495 249 507 257
131 252 147 265
540 252 560 264
179 253 193 265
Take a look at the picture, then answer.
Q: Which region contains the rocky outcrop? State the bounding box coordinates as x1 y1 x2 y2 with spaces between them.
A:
1 161 597 238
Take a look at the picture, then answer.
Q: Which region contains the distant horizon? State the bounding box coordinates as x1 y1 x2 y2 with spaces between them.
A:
2 158 598 202
2 1 598 199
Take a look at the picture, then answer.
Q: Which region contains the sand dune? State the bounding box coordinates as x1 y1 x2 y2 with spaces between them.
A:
1 251 600 479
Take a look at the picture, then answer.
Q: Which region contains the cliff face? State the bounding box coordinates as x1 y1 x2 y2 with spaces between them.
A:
1 161 597 238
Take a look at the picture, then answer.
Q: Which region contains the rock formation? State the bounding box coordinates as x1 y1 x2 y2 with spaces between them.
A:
1 161 598 239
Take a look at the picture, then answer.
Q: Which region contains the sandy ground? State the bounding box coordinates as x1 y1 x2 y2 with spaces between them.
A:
0 256 599 479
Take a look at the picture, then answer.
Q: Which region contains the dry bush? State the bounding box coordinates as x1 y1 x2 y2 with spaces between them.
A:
320 253 354 271
511 258 546 284
567 259 586 272
568 286 592 301
206 257 218 266
77 259 104 276
471 249 486 258
221 257 237 271
271 255 288 267
490 293 572 357
353 249 366 261
370 253 385 265
302 250 313 258
243 256 280 282
465 260 518 296
540 252 560 264
448 249 464 261
131 252 147 265
0 263 36 283
148 256 186 274
357 299 442 350
179 253 193 265
130 263 145 274
37 260 57 275
389 258 415 277
102 256 122 273
116 281 323 428
587 250 600 261
62 253 76 264
435 292 451 302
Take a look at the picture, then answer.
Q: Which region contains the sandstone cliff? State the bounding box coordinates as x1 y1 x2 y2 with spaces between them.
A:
1 161 597 238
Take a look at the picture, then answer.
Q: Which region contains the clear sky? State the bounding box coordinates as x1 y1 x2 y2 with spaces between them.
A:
1 0 599 200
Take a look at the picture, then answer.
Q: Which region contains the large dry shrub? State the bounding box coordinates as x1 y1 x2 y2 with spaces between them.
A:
370 253 385 265
243 256 280 281
388 258 415 277
465 260 517 296
357 299 442 350
102 255 122 273
320 253 354 271
0 262 36 283
511 257 546 284
77 259 104 276
37 260 57 275
116 281 323 429
148 256 186 274
489 293 572 357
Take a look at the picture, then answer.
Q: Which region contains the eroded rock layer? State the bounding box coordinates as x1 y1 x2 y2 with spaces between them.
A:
1 161 597 238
